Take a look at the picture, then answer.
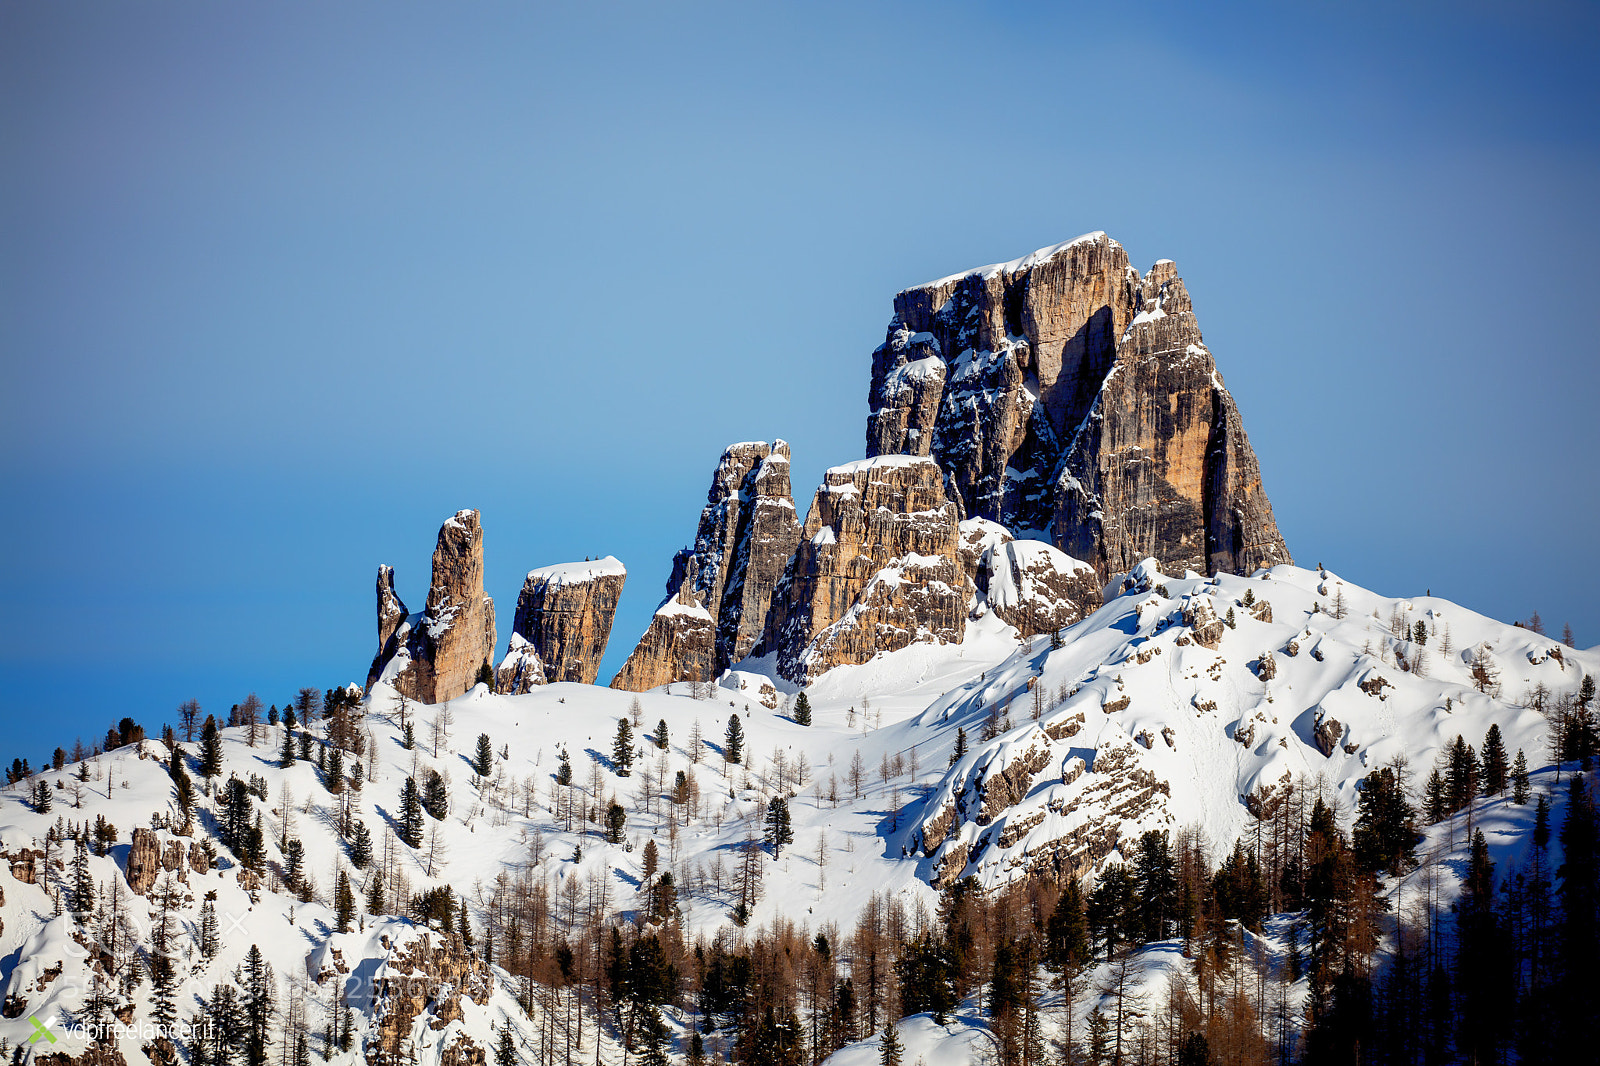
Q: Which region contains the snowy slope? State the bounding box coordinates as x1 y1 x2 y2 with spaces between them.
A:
0 562 1590 1064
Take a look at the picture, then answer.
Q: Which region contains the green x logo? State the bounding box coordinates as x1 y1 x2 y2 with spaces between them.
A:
27 1016 58 1044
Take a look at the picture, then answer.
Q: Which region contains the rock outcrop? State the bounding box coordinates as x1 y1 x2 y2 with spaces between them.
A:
125 827 161 896
764 455 965 682
977 537 1101 638
866 233 1290 580
496 557 626 691
368 510 497 704
612 442 801 689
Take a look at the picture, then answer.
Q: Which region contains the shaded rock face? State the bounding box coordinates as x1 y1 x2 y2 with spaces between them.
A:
764 456 965 682
369 510 497 704
866 234 1290 580
496 558 626 691
612 441 801 690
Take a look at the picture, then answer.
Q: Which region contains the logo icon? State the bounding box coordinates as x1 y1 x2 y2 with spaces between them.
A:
28 1016 58 1045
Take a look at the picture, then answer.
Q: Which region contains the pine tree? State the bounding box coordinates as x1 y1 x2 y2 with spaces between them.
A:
365 872 385 915
400 777 424 848
474 733 494 778
1481 724 1510 795
335 871 355 933
241 944 275 1066
606 802 626 844
495 1025 517 1066
1046 878 1089 969
1511 750 1531 804
556 748 572 786
349 820 372 868
402 721 415 750
795 692 812 727
423 768 448 819
653 718 669 751
765 796 794 859
199 716 223 779
949 727 968 767
150 951 178 1031
279 724 296 768
613 717 635 776
70 840 93 920
878 1023 903 1066
282 839 304 891
31 778 51 813
199 895 219 957
724 714 744 764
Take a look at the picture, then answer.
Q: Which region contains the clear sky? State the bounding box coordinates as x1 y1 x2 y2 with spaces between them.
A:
3 1 1596 765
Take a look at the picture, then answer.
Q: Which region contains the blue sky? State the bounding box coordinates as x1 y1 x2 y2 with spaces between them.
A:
3 1 1596 764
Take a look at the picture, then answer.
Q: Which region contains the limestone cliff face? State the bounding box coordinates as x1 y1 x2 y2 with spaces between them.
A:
611 441 801 690
495 557 625 691
866 234 1289 579
368 510 497 704
765 456 965 682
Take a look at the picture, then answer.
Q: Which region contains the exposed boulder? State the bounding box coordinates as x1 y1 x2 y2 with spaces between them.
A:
764 456 965 682
368 510 497 704
496 558 626 691
612 441 800 689
1181 596 1227 650
866 234 1290 579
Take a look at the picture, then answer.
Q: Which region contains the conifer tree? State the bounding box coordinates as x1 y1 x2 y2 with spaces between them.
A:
613 717 635 776
199 895 219 957
495 1025 517 1066
279 723 296 768
878 1023 903 1066
794 692 812 727
199 716 223 779
1481 724 1510 795
655 719 669 750
366 872 385 915
241 945 274 1066
474 733 494 778
282 839 304 891
70 840 94 921
606 802 626 844
335 871 355 933
349 820 372 868
724 714 744 764
949 727 968 767
423 768 448 819
1511 749 1531 804
400 777 424 847
1046 878 1089 970
765 796 793 859
556 748 572 786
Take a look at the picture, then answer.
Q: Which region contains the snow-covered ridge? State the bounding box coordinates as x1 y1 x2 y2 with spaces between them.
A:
523 555 626 586
910 231 1114 291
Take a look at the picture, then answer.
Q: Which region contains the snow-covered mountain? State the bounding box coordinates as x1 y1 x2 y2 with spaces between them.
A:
1 557 1588 1064
1 237 1592 1065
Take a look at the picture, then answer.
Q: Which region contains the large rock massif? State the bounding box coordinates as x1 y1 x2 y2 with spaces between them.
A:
367 510 497 704
764 455 966 682
496 557 626 692
866 232 1290 580
612 441 801 690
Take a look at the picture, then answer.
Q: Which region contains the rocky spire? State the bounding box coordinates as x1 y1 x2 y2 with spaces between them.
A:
866 234 1290 579
611 440 802 690
368 509 497 704
496 557 626 692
